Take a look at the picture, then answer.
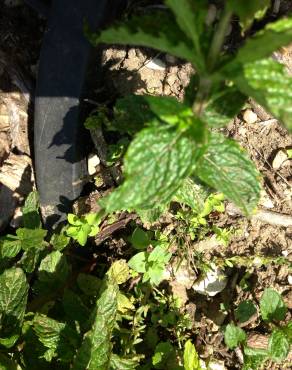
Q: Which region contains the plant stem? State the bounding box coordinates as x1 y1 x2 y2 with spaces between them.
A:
207 8 232 71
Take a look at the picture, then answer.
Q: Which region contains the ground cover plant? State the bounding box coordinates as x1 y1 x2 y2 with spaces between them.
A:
0 0 292 369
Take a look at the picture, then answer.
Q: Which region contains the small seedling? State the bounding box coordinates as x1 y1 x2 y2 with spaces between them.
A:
66 213 102 246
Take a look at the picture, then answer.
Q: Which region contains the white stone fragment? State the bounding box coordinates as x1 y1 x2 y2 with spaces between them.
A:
87 153 100 175
145 57 166 71
282 250 289 257
200 360 226 370
243 109 258 124
288 275 292 285
272 149 288 169
259 190 274 209
192 264 227 296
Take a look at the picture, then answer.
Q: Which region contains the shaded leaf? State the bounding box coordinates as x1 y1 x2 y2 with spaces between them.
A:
87 12 197 66
33 314 79 362
110 354 140 369
227 0 270 29
235 17 292 64
130 228 150 250
0 235 21 258
196 133 261 215
77 273 102 298
235 300 257 323
62 289 91 331
0 268 28 348
0 353 18 370
72 283 118 370
22 191 41 229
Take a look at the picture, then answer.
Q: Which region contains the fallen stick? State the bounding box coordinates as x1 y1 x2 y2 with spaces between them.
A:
226 203 292 228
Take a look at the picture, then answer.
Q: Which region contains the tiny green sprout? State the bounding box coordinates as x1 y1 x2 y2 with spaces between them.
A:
66 213 102 246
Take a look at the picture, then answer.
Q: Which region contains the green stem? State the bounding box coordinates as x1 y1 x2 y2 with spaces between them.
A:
207 8 232 71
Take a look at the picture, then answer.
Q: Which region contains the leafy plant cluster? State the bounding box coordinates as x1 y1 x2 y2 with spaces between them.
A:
224 288 291 369
85 0 292 223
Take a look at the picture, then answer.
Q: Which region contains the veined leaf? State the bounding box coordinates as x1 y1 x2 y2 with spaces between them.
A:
0 268 28 348
101 126 204 213
87 12 197 66
235 17 292 63
196 133 261 215
110 354 140 369
0 235 21 258
73 283 119 370
21 191 41 229
232 58 292 131
165 0 207 70
16 228 47 251
173 177 208 212
33 314 79 362
268 329 290 362
34 251 70 295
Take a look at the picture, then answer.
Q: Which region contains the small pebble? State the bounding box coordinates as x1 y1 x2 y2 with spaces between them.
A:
288 275 292 285
145 57 166 71
272 149 288 169
192 264 227 297
243 109 258 124
87 154 100 175
282 250 289 257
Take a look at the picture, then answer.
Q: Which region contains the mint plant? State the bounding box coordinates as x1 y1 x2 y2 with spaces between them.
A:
85 0 292 220
224 288 291 368
66 212 102 246
128 228 172 285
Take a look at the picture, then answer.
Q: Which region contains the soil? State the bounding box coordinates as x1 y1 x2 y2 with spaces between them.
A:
0 1 291 369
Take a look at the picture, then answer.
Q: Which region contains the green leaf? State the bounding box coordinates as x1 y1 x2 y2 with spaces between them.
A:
0 353 18 370
235 17 292 64
0 235 21 258
232 58 292 131
20 247 44 273
110 354 140 369
112 95 154 135
77 273 102 297
107 260 130 285
196 133 261 215
145 96 192 126
87 12 197 67
173 177 208 212
34 251 70 294
146 264 165 286
22 191 41 229
130 228 150 250
128 252 147 274
62 289 91 331
224 324 246 349
183 340 202 370
101 126 204 213
202 86 246 128
235 300 257 323
152 341 174 369
268 329 290 362
33 314 79 362
165 0 207 70
148 245 171 264
72 282 119 370
260 288 287 321
16 228 47 251
50 230 70 251
243 347 268 370
227 0 270 29
0 268 28 348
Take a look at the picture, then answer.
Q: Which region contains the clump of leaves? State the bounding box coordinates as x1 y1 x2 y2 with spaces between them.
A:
85 0 292 220
66 212 102 246
128 228 172 285
224 288 291 369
